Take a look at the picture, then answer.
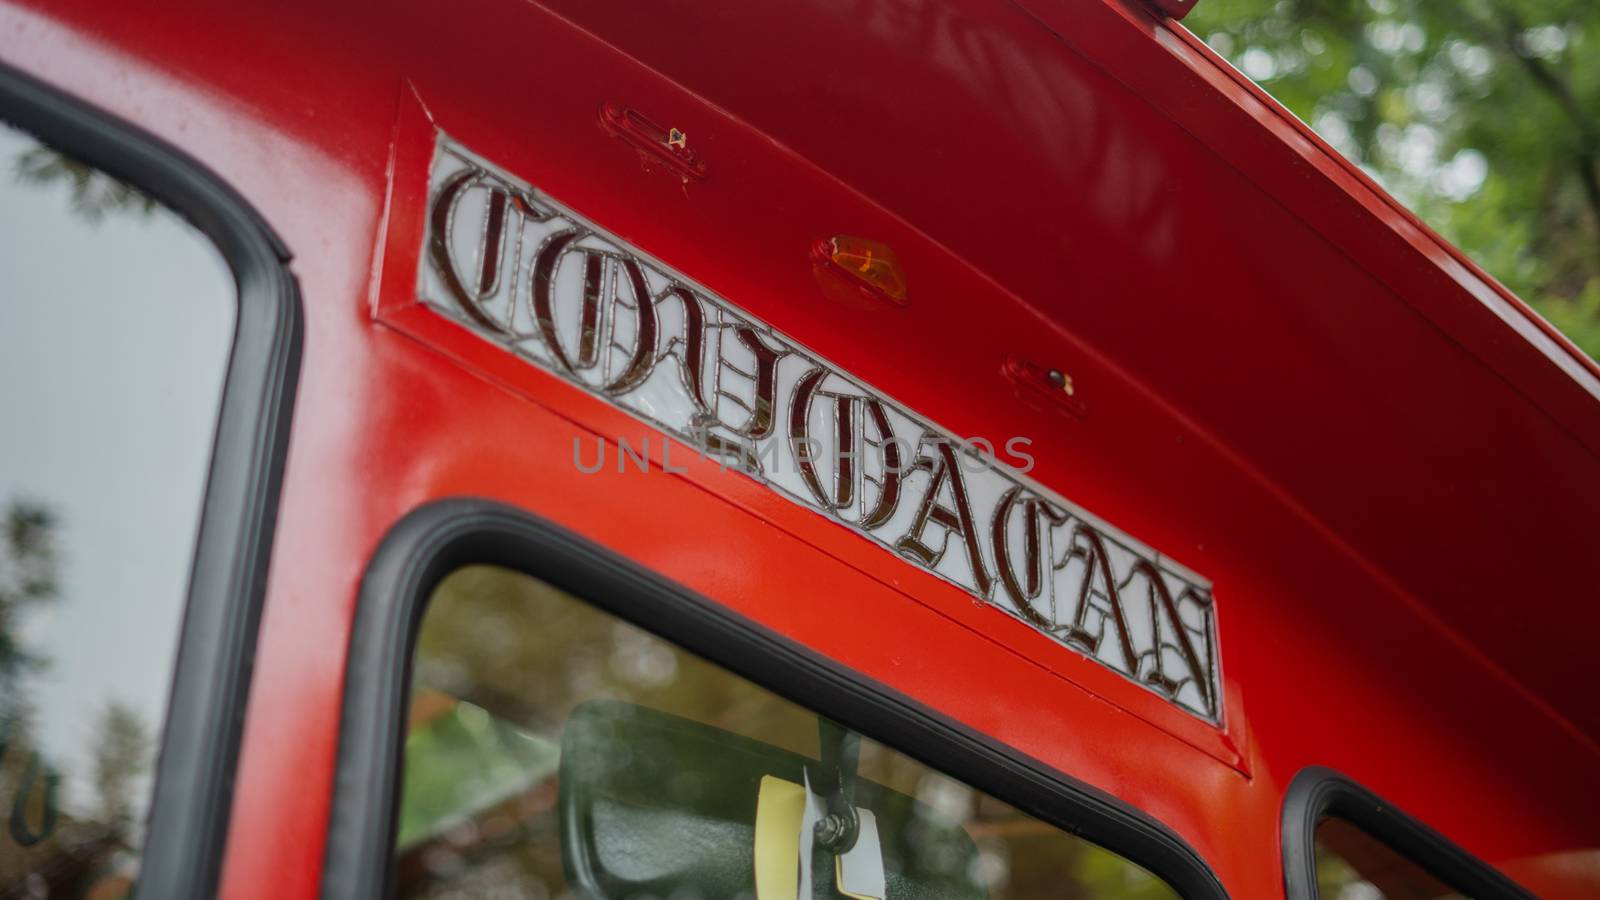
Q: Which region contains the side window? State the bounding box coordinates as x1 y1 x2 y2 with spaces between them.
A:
1282 769 1531 900
392 564 1183 900
1314 818 1459 899
0 120 236 894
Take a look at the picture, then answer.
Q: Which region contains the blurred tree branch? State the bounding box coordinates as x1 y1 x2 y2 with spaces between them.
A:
1188 0 1600 358
1451 2 1600 258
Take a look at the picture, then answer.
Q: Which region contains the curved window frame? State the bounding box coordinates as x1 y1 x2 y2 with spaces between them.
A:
1281 766 1534 899
0 62 302 900
322 497 1228 899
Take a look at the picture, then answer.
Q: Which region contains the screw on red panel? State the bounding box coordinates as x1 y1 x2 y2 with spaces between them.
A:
597 104 707 183
1003 355 1087 420
1145 0 1198 20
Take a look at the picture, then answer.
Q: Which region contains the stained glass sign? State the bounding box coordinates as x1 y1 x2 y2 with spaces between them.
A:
418 136 1221 722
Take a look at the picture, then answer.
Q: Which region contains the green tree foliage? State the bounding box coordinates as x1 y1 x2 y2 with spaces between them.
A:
1186 0 1600 358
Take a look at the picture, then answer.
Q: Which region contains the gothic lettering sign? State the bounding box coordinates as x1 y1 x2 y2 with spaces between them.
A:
420 136 1222 722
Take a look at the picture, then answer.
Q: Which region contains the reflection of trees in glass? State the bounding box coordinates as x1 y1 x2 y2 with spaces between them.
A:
0 499 60 876
1314 817 1459 899
0 501 58 710
91 702 151 836
13 148 156 224
0 498 153 899
1186 1 1600 358
0 497 67 889
397 566 1178 900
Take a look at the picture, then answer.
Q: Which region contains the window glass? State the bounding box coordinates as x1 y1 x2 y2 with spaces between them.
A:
1315 817 1464 900
395 565 1181 899
0 121 235 895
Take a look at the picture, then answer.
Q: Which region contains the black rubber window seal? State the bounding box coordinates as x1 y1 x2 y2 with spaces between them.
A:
322 498 1229 899
0 61 303 900
1281 766 1534 899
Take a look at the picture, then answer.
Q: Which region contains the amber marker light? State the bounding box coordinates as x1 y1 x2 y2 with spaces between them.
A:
812 235 908 307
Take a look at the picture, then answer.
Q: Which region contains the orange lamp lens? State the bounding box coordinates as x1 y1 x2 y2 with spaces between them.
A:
826 236 907 304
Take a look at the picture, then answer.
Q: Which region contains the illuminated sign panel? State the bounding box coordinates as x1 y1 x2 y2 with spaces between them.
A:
420 136 1221 722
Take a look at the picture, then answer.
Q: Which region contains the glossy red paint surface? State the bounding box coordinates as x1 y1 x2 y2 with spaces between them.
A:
1 0 1596 896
